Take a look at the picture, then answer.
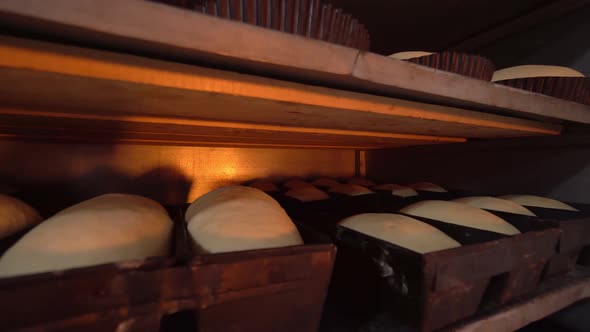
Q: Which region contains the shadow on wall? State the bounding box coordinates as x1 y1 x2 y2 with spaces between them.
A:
1 165 192 218
366 137 590 204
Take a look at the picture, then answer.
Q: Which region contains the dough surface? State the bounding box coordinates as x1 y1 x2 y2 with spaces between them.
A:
0 194 42 239
499 195 578 211
329 184 373 196
407 182 447 193
372 184 418 197
401 200 520 235
347 178 376 187
283 179 315 189
492 65 585 82
339 213 460 254
0 194 172 277
285 187 330 202
389 51 435 60
312 178 341 188
248 181 279 192
186 186 303 253
454 196 535 216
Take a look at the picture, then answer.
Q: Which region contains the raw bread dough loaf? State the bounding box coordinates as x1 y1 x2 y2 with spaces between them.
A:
339 213 460 254
372 184 418 197
0 194 42 239
312 178 341 188
285 187 330 202
347 178 376 187
389 51 435 60
248 181 279 192
453 196 535 216
329 184 373 196
401 200 520 235
185 186 303 253
407 182 447 193
283 179 314 189
492 65 585 82
499 195 578 211
0 194 172 278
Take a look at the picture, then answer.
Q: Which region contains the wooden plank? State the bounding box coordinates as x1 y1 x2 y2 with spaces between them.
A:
0 0 587 125
0 109 462 149
0 36 559 147
445 268 590 332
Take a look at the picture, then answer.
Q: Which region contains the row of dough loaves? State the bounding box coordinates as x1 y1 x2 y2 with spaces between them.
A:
249 178 448 202
339 195 579 254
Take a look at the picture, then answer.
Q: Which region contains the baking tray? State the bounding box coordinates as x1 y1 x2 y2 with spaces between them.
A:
523 203 590 278
155 0 371 50
494 76 590 105
181 205 336 332
333 217 509 331
279 192 382 234
478 210 560 305
0 207 188 331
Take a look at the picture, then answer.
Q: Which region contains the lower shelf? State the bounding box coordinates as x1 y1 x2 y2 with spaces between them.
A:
320 267 590 332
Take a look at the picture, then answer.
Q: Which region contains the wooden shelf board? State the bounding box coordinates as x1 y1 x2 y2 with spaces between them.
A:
444 268 590 332
0 0 588 125
0 36 561 148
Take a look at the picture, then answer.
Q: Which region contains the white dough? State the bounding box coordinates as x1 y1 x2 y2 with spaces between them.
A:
283 179 315 189
0 194 42 239
453 196 536 216
329 184 373 196
347 178 376 187
492 65 585 82
407 182 447 193
372 184 418 197
499 195 579 211
401 200 520 235
312 178 341 188
248 181 279 192
186 186 303 254
0 194 172 278
339 213 460 254
285 187 330 202
389 51 435 60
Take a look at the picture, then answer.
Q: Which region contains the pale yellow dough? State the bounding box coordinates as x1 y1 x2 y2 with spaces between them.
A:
285 187 330 202
283 179 315 189
248 181 279 192
401 200 520 235
389 51 435 60
0 194 172 278
453 196 536 216
499 195 578 211
372 184 418 197
492 65 585 82
0 194 42 239
407 182 447 193
329 184 373 196
347 178 376 187
186 186 303 254
339 213 460 254
312 178 341 188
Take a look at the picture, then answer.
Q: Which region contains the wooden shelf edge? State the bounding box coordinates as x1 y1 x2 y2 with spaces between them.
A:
0 109 464 149
445 268 590 332
0 0 587 125
0 36 560 144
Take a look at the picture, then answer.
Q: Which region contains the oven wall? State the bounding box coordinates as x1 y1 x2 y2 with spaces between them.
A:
366 133 590 204
0 141 355 212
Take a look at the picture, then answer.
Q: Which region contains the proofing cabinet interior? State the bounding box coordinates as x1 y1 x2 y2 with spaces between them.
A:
0 0 590 331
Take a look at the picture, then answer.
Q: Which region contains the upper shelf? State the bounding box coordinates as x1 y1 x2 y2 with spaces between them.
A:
0 0 588 125
0 35 559 148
